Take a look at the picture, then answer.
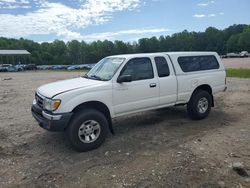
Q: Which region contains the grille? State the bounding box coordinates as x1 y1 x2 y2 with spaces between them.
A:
35 93 43 109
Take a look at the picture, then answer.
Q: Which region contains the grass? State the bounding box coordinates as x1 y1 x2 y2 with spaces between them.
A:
226 68 250 78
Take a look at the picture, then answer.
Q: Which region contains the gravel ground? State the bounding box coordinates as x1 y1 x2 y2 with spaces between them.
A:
0 71 250 188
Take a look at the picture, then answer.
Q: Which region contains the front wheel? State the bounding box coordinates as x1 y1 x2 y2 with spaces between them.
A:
66 109 109 152
187 90 212 120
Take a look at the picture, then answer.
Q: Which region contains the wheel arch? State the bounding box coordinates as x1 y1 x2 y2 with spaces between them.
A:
71 101 114 134
190 84 214 107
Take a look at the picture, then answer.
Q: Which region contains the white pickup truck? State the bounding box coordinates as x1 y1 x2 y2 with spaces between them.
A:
32 52 227 151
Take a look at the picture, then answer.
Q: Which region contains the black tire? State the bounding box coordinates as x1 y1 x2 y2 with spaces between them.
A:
187 90 212 120
66 109 109 152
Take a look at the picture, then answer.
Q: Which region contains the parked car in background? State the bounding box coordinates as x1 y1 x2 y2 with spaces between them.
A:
226 53 240 58
79 64 95 69
67 65 80 70
37 64 95 71
222 51 249 58
83 64 95 69
24 64 37 70
0 64 7 72
52 65 65 70
37 65 48 70
62 65 70 69
0 64 17 72
240 51 249 58
79 64 87 69
15 64 25 71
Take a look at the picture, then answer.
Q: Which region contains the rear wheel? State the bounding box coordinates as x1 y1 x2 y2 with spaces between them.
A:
66 109 109 152
187 90 212 120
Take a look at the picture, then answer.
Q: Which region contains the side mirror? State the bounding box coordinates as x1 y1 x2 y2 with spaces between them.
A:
117 75 132 83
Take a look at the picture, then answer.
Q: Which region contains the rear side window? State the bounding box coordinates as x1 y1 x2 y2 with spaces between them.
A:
155 57 170 77
120 58 154 81
178 55 219 72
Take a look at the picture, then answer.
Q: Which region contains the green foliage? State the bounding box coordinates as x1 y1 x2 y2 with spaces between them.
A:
0 24 249 65
226 68 250 78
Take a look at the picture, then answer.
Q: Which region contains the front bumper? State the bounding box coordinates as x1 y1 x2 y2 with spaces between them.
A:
31 103 72 132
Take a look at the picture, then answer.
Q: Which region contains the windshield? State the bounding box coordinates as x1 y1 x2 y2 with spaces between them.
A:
84 57 125 81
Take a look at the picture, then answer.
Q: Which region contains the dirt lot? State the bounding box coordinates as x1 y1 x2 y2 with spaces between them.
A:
222 57 250 68
0 71 250 188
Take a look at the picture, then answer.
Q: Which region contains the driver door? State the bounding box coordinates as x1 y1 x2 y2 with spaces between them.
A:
112 57 159 116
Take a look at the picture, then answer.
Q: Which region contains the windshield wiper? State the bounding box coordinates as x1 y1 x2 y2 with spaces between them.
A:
82 74 89 79
90 75 103 80
82 74 104 81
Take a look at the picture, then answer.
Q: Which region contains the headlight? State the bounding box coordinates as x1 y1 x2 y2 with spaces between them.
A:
43 98 61 111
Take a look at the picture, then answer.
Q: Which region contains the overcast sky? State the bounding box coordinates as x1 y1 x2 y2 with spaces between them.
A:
0 0 249 42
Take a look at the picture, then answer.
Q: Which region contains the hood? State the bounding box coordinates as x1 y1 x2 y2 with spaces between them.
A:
37 77 102 98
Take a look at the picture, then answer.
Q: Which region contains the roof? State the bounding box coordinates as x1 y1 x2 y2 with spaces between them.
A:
108 51 217 59
0 50 31 55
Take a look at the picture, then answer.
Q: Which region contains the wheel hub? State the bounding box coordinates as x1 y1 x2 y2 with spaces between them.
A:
197 97 208 114
78 120 101 143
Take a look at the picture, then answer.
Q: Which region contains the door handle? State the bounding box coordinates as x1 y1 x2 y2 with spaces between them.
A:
150 83 156 88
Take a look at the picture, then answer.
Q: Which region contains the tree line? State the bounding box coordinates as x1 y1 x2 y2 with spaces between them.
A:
0 24 250 65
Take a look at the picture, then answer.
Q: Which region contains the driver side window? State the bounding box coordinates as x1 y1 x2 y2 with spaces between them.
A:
120 58 154 81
